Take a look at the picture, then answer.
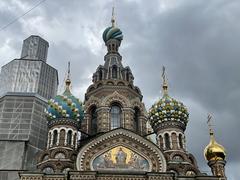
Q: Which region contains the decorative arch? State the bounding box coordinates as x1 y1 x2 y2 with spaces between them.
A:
86 85 95 93
131 98 146 115
117 81 125 86
51 148 69 159
97 83 103 88
76 128 167 172
102 91 131 107
106 81 114 85
84 96 100 111
169 152 188 161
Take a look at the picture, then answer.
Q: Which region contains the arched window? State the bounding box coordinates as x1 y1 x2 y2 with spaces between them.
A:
179 134 183 149
112 65 118 79
110 105 121 130
134 107 140 132
171 132 177 149
48 132 52 147
67 131 72 145
164 133 171 149
159 135 164 149
53 130 58 145
90 107 97 134
43 167 54 174
172 155 184 162
55 152 65 159
59 129 65 145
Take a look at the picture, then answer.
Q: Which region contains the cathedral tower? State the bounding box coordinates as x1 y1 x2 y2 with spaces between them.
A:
82 8 148 136
148 67 200 176
36 63 84 173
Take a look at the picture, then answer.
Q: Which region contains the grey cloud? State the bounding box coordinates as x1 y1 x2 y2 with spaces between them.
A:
0 0 239 178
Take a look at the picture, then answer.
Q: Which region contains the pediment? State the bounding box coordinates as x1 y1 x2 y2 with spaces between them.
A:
76 128 166 172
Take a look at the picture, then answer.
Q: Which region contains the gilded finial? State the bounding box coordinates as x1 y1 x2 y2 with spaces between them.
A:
65 61 71 90
162 66 168 96
111 6 116 27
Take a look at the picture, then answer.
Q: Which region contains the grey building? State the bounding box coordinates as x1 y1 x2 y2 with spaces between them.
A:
0 93 48 179
20 35 49 62
0 36 58 180
0 59 58 100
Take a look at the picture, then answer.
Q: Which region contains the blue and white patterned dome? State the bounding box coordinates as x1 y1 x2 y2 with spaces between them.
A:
45 79 84 121
149 95 189 131
148 74 189 131
102 26 123 43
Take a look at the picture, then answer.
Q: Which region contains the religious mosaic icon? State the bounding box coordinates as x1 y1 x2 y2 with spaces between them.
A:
92 146 150 171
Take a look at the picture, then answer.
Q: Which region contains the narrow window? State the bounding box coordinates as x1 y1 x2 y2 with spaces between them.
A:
67 131 72 145
110 105 121 129
99 70 102 80
179 134 183 149
53 130 58 145
165 133 171 149
112 66 118 79
90 107 97 134
134 107 140 132
126 72 129 81
59 129 65 145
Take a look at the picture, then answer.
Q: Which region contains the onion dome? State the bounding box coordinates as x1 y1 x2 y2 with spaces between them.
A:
45 64 84 122
204 116 226 161
102 7 123 43
148 67 189 131
102 26 123 43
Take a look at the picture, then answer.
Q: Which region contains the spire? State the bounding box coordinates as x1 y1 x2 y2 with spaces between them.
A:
162 66 168 96
65 61 71 92
207 114 217 145
207 114 214 137
111 6 116 27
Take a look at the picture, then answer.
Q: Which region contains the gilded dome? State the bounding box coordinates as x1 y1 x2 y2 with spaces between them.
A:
45 79 84 121
102 26 123 43
149 94 189 131
204 132 226 161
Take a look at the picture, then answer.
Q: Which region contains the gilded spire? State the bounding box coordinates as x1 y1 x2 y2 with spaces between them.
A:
111 6 116 27
65 61 71 91
162 66 168 96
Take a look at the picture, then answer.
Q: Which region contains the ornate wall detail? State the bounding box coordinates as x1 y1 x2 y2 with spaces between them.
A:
102 91 131 107
76 128 167 172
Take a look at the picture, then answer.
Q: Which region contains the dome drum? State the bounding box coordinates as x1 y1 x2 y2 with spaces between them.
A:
47 118 81 129
153 121 187 132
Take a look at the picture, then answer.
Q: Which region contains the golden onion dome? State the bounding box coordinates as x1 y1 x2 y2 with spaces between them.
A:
204 130 226 161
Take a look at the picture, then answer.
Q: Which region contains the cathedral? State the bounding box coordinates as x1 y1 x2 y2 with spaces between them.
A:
19 10 227 180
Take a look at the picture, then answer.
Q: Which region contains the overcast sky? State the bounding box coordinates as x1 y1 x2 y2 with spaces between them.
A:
0 0 239 179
